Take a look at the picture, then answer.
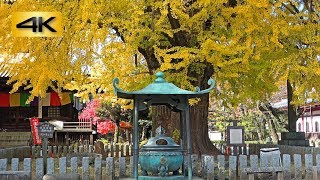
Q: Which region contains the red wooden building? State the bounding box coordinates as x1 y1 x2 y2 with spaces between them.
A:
0 73 95 146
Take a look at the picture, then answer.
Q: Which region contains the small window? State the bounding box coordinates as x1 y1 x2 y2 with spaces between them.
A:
315 122 319 132
306 122 310 132
48 107 60 118
298 123 302 132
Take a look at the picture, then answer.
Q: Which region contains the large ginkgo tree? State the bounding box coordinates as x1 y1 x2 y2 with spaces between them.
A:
1 0 320 154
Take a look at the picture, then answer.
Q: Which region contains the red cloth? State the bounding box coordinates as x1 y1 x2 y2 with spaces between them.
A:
50 93 61 106
0 93 10 107
120 121 133 129
30 117 42 145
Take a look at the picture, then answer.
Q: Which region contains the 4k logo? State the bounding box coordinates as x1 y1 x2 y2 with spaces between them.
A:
12 12 62 37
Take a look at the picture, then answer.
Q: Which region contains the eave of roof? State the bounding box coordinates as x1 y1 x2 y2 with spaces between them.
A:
113 72 216 99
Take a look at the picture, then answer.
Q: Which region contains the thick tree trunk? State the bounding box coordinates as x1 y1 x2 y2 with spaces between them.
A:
152 105 180 138
152 94 221 156
189 94 220 155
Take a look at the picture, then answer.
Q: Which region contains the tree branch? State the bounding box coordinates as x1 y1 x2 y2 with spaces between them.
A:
137 47 160 74
167 4 190 47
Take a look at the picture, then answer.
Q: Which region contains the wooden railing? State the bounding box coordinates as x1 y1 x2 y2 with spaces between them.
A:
51 118 95 145
55 119 93 132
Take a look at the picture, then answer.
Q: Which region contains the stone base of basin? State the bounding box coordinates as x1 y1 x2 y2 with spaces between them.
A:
139 175 184 180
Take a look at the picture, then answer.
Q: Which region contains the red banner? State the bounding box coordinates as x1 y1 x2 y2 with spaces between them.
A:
30 117 42 145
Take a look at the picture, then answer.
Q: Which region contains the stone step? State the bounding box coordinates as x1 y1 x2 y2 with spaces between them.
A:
279 139 309 146
0 132 31 148
280 132 306 140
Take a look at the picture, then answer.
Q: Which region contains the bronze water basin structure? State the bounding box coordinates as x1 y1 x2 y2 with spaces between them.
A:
139 127 183 178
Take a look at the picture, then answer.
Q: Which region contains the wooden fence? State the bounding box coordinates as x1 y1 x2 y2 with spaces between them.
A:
1 153 320 179
0 143 132 160
213 143 320 159
31 144 132 158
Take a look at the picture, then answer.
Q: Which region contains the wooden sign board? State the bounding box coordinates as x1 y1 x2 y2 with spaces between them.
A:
38 122 55 138
226 126 245 146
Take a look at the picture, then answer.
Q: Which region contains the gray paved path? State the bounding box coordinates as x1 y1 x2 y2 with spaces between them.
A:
120 177 204 180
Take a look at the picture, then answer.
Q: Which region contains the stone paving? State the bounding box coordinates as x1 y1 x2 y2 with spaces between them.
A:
119 178 204 180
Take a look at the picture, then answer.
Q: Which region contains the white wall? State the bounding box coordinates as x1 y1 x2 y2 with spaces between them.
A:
208 131 223 141
296 115 320 133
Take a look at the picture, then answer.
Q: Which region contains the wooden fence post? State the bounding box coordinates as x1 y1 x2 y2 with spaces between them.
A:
306 154 313 179
294 154 302 179
315 154 320 180
205 156 214 180
130 156 134 177
119 157 126 177
36 158 44 180
283 154 291 179
94 157 102 180
260 153 268 167
82 157 90 180
71 157 78 174
229 156 237 180
23 158 31 173
59 157 67 174
11 158 18 171
250 155 258 180
47 158 54 174
0 159 7 171
106 157 115 180
217 155 225 180
239 155 248 179
191 154 198 176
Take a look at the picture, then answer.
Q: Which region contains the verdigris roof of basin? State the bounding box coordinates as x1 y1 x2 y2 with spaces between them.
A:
113 72 215 99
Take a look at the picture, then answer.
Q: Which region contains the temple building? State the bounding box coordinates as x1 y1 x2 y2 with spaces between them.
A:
0 72 94 147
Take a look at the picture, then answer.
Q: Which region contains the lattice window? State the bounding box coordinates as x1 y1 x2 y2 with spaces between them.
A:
48 107 60 118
